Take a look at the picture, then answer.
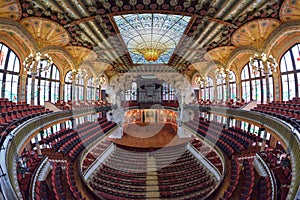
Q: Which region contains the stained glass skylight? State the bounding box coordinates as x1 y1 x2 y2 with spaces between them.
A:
113 13 191 64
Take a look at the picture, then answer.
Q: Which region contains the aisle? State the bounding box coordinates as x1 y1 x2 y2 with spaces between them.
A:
146 156 160 199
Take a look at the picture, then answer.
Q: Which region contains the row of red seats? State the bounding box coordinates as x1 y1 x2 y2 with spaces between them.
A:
82 140 112 172
185 120 236 158
162 100 179 108
0 100 52 147
259 149 291 200
156 150 216 198
35 180 52 200
220 158 241 200
55 100 110 110
252 98 300 132
51 162 67 200
68 120 116 161
185 117 259 158
240 159 255 200
190 137 223 173
258 176 272 200
65 162 86 200
17 150 43 199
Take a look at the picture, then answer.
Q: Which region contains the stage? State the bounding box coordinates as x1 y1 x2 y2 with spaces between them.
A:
107 123 191 148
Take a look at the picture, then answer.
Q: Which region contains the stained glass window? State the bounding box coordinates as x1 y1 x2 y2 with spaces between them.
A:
280 43 300 101
26 63 60 105
241 62 273 103
114 13 191 64
0 42 20 102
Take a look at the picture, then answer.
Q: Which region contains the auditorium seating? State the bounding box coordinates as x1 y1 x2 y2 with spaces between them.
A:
221 157 241 199
154 145 217 199
17 150 43 199
51 162 67 200
65 162 86 200
81 140 112 172
239 159 255 200
251 97 300 131
258 176 272 200
184 117 260 158
34 180 53 200
259 149 292 200
44 119 116 161
0 99 52 147
88 144 218 200
190 137 223 173
55 100 110 110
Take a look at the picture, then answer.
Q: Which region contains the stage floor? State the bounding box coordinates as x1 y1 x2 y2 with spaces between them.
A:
107 123 192 148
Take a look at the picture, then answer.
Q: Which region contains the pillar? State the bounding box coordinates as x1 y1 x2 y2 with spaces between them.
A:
236 80 241 101
225 74 230 100
272 71 280 102
19 74 27 103
60 82 64 101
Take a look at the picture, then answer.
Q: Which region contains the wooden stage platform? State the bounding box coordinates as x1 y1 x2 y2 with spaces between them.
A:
107 123 192 148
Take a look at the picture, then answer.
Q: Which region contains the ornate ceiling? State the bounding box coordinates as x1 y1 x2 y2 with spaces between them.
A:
1 0 299 78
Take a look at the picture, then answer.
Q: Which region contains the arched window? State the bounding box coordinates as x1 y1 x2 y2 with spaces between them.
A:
87 77 94 100
64 71 72 101
229 71 237 99
0 42 20 102
76 77 84 101
207 76 214 100
26 63 60 105
241 63 273 103
280 43 300 101
217 78 225 101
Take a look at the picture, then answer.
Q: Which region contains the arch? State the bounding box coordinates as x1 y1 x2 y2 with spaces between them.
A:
279 43 300 100
0 21 37 75
264 21 300 60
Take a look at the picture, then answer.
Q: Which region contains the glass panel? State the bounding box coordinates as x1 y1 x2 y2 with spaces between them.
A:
241 65 249 80
251 79 260 101
292 44 300 70
242 81 250 102
4 74 12 100
65 84 72 101
281 74 289 101
11 75 18 102
280 56 288 73
27 77 32 104
0 73 3 98
285 52 294 72
0 44 8 70
114 13 191 64
65 71 72 83
7 53 16 72
288 73 296 99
